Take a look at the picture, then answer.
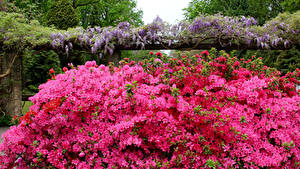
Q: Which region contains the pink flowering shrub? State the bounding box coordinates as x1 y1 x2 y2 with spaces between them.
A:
0 50 299 168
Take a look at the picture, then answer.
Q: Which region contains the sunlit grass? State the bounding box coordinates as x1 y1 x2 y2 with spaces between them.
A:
22 101 33 115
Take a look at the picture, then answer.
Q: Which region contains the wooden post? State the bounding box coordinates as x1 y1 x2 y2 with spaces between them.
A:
0 51 22 117
107 50 121 66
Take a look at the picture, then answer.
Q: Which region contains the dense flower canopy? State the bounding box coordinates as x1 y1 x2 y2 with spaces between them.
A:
0 50 299 168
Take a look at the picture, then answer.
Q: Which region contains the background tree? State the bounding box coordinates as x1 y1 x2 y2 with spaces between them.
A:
23 50 62 95
45 0 79 30
280 0 300 13
2 0 51 23
121 50 165 62
183 0 298 25
75 0 143 28
8 0 143 28
73 0 144 61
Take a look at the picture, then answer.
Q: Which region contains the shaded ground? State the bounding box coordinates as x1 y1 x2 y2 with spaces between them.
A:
0 126 10 143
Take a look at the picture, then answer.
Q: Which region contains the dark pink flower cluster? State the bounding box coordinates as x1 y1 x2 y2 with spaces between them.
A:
0 51 299 168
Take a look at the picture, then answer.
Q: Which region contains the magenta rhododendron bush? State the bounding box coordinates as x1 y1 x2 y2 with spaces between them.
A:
1 50 299 168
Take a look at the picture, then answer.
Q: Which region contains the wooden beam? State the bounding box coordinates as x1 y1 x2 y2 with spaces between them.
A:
32 37 299 53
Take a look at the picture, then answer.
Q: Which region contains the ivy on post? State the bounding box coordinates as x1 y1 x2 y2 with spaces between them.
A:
0 52 22 117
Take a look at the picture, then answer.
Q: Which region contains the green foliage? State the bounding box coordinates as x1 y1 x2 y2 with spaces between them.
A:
22 48 104 95
0 115 12 126
121 50 163 62
1 0 52 25
0 108 12 126
23 49 61 94
0 11 59 49
273 48 300 74
183 0 299 25
3 0 56 25
205 159 220 169
0 0 19 12
22 101 33 115
9 0 43 21
171 47 299 74
5 0 143 28
281 0 300 13
46 0 79 30
170 50 201 58
59 50 104 66
76 0 143 28
0 0 8 11
230 47 300 74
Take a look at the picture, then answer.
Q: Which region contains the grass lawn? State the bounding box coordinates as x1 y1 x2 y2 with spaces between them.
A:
22 101 33 115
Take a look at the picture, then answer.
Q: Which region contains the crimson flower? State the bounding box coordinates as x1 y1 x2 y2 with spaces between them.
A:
19 111 37 125
156 52 162 57
201 50 209 56
195 54 202 58
49 68 55 75
63 67 68 72
149 51 154 55
130 61 136 65
42 98 62 113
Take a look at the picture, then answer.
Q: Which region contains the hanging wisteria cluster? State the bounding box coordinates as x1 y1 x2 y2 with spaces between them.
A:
50 13 299 56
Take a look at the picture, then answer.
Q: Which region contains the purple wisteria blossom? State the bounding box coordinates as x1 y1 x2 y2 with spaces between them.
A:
47 14 298 56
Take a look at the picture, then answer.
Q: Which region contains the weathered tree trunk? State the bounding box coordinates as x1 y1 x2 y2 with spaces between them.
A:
0 51 22 117
107 50 121 66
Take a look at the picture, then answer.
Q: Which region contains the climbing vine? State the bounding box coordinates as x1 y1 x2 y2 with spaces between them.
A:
0 11 299 58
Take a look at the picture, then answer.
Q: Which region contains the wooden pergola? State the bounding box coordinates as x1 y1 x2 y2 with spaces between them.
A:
1 11 299 118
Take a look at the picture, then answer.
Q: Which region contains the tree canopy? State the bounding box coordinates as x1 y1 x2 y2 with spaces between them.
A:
3 0 143 29
183 0 299 24
76 0 143 28
46 0 79 30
